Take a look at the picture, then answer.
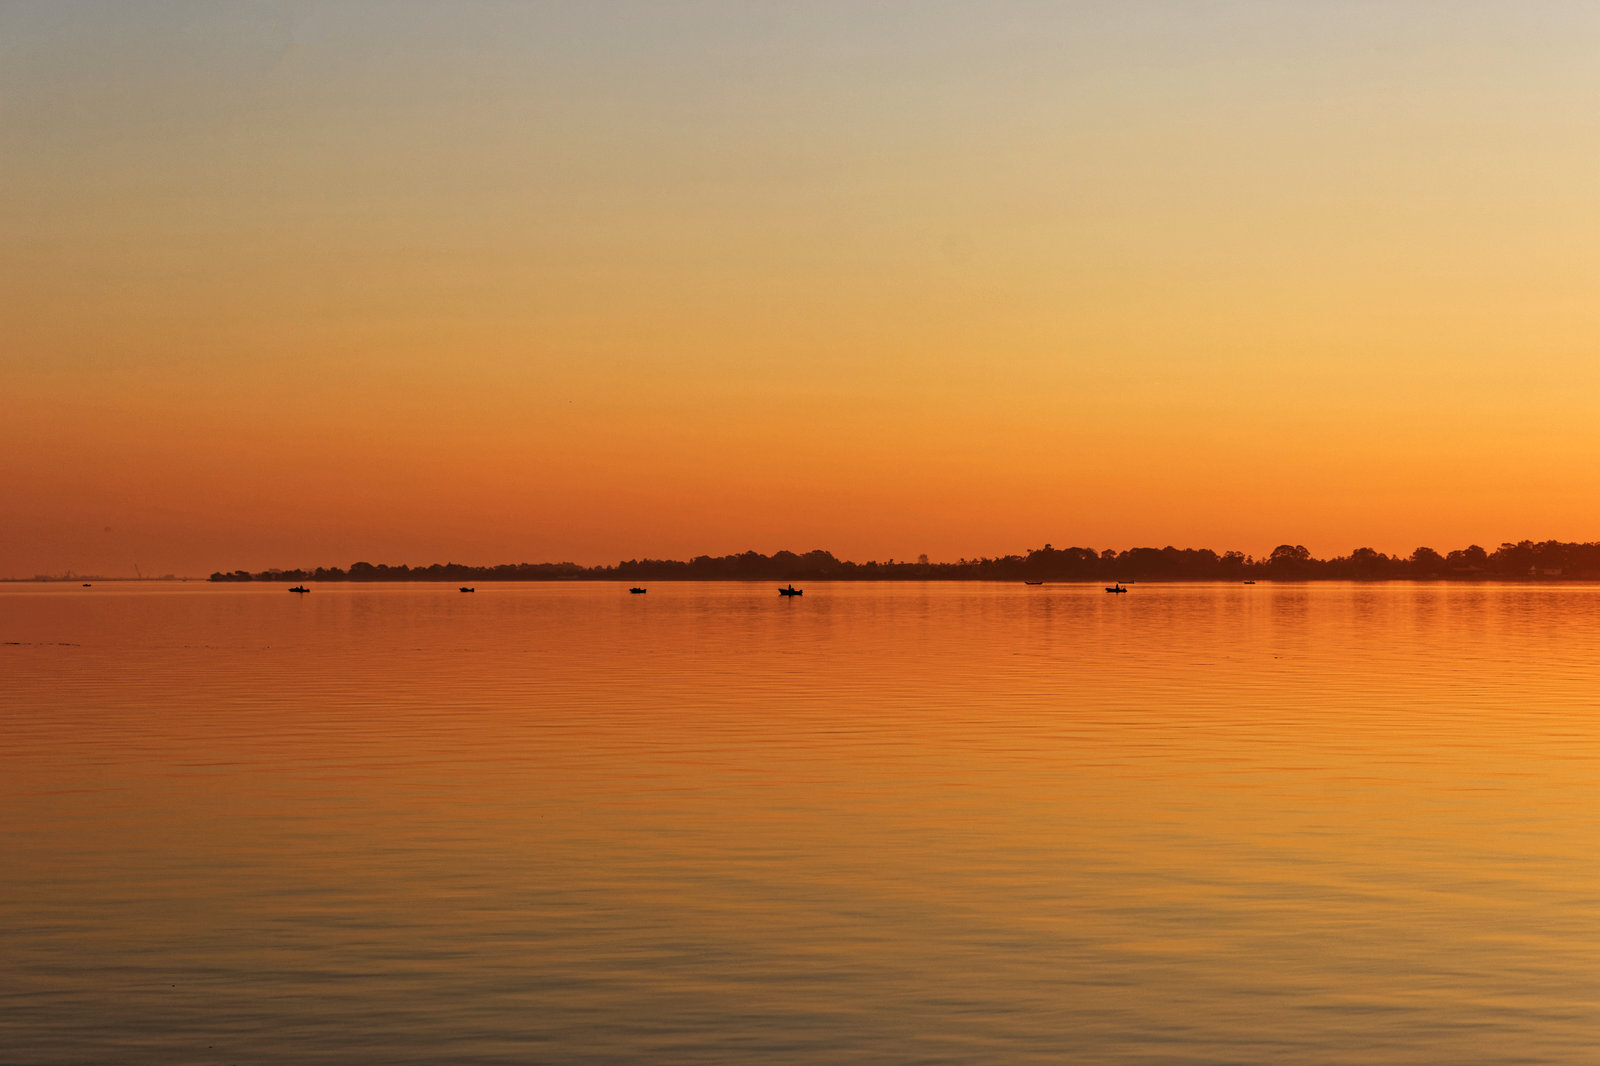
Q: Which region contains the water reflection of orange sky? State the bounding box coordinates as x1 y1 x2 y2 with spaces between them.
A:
6 582 1598 1059
5 4 1597 577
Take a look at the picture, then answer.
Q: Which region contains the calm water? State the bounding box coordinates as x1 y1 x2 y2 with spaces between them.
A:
3 581 1598 1064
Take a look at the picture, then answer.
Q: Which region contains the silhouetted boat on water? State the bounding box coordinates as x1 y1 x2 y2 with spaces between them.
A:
459 587 475 592
1024 581 1043 585
629 587 647 594
289 586 309 593
779 585 803 596
1243 580 1256 584
1104 584 1127 593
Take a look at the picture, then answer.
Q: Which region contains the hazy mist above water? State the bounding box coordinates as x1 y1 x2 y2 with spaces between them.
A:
4 581 1598 1064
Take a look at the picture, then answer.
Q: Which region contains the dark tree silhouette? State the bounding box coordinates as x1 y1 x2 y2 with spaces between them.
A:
210 538 1600 583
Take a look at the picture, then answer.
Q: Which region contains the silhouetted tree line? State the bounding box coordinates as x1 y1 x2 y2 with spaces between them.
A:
210 539 1600 583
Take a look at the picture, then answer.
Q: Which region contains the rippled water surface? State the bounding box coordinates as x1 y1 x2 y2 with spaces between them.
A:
4 581 1599 1063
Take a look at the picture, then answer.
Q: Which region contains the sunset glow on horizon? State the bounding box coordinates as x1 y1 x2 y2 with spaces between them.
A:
5 1 1597 577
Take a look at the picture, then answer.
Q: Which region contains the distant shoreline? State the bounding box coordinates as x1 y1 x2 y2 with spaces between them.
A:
2 577 191 584
15 540 1598 584
11 576 1600 584
197 540 1600 584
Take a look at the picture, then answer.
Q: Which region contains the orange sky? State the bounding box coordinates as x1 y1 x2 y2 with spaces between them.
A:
4 2 1598 577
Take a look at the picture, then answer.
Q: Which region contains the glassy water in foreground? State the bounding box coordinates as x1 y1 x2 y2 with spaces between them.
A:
3 581 1598 1064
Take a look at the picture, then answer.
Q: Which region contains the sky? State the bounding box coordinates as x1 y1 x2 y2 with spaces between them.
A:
3 0 1597 578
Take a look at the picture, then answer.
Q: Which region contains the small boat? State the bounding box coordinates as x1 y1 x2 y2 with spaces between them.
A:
289 585 309 593
629 587 647 594
1024 581 1043 586
459 586 475 592
82 583 91 587
1243 580 1255 585
1104 584 1127 593
778 585 803 596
